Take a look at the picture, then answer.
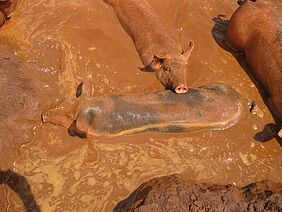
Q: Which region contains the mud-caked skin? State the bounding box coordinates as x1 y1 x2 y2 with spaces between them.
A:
103 0 194 94
226 0 282 136
42 83 244 138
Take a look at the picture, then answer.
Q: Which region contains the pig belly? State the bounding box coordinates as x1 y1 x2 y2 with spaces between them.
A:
90 83 244 136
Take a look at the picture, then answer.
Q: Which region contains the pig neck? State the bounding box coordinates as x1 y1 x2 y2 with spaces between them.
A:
112 0 181 65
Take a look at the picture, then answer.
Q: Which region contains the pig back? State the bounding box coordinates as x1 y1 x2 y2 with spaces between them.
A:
90 84 244 136
109 0 180 65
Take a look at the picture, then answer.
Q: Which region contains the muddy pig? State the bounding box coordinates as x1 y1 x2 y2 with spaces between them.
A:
226 0 282 137
42 82 244 138
103 0 194 94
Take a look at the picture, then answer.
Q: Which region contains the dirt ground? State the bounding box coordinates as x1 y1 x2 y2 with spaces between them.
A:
0 0 281 211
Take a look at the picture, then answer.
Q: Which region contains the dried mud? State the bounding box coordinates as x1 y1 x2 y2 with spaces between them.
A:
114 174 282 212
0 0 281 211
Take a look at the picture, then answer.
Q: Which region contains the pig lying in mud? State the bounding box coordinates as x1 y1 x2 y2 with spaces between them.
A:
103 0 194 94
226 0 282 137
42 83 244 138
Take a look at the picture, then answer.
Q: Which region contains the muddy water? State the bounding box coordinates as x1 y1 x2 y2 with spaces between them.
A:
0 0 281 211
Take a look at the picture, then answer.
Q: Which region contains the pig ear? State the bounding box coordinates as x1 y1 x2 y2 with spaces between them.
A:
76 75 95 98
182 40 194 60
139 55 165 72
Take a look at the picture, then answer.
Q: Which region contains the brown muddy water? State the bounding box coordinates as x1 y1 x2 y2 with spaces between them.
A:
0 0 281 211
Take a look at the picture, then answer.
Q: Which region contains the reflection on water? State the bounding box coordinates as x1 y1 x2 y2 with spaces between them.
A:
0 0 281 211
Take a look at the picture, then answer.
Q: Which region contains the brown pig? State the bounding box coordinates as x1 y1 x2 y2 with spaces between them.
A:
226 0 282 137
42 83 244 138
103 0 194 94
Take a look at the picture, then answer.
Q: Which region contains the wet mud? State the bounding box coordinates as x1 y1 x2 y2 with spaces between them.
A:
0 0 281 211
0 44 59 170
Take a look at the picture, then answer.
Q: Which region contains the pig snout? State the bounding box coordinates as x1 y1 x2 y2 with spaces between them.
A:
175 84 188 94
41 108 73 128
41 110 57 124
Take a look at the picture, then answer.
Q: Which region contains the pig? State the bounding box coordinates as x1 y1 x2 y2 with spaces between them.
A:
226 0 282 137
103 0 194 94
42 82 244 138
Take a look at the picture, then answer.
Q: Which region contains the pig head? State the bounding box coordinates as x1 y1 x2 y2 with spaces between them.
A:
140 41 194 94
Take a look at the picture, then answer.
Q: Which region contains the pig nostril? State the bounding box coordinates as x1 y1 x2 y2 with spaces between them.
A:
175 85 188 94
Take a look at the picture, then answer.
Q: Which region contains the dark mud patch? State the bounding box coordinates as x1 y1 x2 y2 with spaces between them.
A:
115 174 282 211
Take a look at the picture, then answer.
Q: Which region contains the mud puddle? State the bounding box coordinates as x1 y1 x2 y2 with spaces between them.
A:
0 0 281 211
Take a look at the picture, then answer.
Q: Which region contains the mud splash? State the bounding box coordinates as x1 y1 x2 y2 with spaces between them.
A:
0 0 281 211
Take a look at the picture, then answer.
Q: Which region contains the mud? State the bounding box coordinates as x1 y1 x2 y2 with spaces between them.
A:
0 0 281 211
114 174 282 212
0 44 59 170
